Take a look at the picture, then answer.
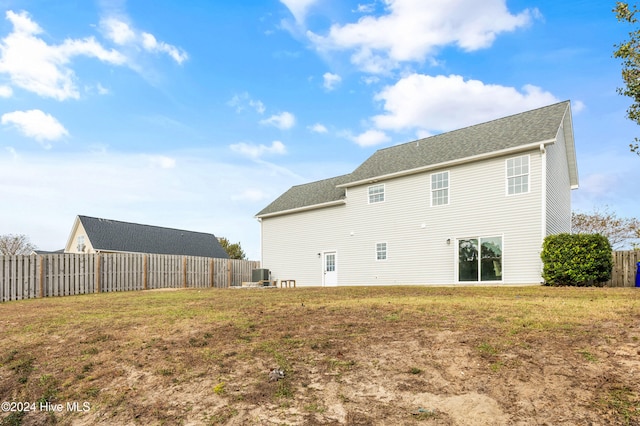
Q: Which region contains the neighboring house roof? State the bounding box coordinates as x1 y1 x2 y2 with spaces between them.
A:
33 249 65 255
68 215 229 258
256 101 577 218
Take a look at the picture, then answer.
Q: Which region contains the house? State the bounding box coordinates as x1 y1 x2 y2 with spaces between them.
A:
64 215 229 258
256 101 578 286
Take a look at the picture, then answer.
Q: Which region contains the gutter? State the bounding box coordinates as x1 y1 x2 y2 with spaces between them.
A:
255 199 346 219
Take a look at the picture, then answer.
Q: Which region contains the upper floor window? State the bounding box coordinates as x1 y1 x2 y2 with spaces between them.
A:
431 171 449 206
506 155 529 195
368 184 385 204
376 242 387 261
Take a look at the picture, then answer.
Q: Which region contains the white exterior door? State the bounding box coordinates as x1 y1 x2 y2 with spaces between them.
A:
323 251 337 286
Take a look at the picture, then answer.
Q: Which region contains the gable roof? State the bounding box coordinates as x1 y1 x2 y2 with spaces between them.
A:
344 101 573 186
256 101 577 218
256 174 351 218
69 215 229 258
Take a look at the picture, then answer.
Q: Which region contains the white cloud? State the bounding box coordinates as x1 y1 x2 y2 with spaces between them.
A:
146 155 177 169
100 17 188 64
372 74 558 134
101 17 136 45
280 0 319 24
0 10 126 101
0 85 12 97
1 109 68 146
307 0 535 73
96 83 110 95
141 32 189 64
349 129 391 147
228 92 266 114
355 3 376 14
0 150 309 260
260 112 296 129
323 72 342 91
361 75 380 85
309 123 328 133
230 140 287 159
5 147 18 160
572 100 586 113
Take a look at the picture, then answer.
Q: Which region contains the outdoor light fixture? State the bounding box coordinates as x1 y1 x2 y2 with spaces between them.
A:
446 238 451 245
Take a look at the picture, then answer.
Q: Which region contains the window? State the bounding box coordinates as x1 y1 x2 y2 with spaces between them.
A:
506 156 529 195
76 235 85 252
368 184 385 203
376 243 387 261
325 253 335 272
458 236 502 282
431 171 449 206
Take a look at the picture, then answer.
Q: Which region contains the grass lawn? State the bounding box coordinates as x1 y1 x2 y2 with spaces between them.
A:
1 285 639 425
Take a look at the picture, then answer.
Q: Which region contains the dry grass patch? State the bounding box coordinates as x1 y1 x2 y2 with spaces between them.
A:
0 286 638 425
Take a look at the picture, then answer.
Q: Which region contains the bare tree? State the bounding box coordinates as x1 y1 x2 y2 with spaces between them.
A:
0 234 37 255
572 206 640 250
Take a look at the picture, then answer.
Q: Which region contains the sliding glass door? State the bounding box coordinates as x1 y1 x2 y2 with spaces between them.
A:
458 237 502 282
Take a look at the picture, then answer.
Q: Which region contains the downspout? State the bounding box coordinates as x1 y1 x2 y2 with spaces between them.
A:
257 217 263 267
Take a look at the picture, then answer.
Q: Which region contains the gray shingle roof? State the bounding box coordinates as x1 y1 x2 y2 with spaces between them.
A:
348 101 570 183
256 174 351 217
256 101 573 218
79 216 229 258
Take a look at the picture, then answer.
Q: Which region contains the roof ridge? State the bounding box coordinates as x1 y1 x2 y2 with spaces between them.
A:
374 100 570 153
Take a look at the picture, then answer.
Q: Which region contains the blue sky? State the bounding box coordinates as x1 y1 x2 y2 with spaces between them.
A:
0 0 638 258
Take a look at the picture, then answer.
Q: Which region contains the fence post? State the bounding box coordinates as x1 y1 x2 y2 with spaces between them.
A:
38 255 44 298
95 254 101 293
209 258 214 288
183 257 188 289
143 255 148 290
227 259 232 288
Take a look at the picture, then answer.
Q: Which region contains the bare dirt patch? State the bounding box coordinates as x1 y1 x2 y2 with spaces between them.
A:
0 286 639 425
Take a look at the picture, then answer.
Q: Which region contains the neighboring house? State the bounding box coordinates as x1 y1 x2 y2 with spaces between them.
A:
65 215 229 258
256 101 578 286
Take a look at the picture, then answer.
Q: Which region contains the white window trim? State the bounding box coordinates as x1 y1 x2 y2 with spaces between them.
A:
368 183 385 204
375 242 388 261
505 155 530 196
430 170 450 207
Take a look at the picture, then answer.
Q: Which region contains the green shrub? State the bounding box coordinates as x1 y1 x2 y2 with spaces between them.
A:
541 233 612 286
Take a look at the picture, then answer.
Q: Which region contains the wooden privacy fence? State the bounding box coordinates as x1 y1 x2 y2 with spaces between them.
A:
605 250 640 287
0 253 260 302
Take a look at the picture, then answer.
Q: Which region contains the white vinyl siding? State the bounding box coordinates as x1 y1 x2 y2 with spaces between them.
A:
261 149 544 286
506 156 530 195
546 126 573 235
376 242 387 261
431 171 449 206
368 184 385 204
